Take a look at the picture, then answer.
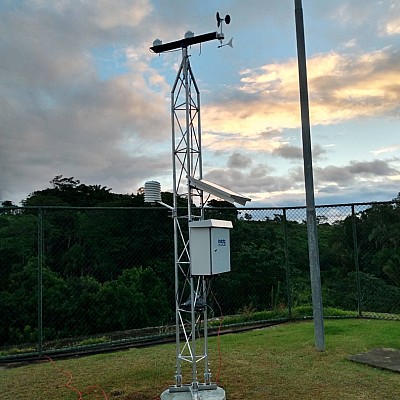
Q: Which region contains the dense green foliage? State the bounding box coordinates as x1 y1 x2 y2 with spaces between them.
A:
1 176 400 347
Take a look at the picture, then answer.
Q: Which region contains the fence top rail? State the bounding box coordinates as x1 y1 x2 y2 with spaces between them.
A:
0 205 168 211
209 200 400 211
1 200 399 213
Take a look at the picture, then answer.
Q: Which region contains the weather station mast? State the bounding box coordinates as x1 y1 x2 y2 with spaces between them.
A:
145 13 250 400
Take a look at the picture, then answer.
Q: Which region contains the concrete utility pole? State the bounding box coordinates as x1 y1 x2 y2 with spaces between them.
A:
294 0 325 351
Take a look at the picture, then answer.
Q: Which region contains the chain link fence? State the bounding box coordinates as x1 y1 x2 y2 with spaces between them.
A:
1 201 400 360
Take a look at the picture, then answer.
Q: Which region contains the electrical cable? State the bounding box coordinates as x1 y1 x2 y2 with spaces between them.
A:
42 354 109 399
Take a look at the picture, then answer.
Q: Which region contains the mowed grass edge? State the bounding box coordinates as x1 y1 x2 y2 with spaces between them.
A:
1 319 400 399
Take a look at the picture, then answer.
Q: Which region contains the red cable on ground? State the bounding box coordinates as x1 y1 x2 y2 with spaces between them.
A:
41 354 108 399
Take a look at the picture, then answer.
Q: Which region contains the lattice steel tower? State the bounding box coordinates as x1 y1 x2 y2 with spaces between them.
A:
147 14 249 400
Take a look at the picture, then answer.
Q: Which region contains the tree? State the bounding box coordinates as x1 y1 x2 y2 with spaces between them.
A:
205 199 238 221
0 212 38 288
0 260 69 345
213 219 287 314
1 200 18 212
97 267 171 331
23 175 122 207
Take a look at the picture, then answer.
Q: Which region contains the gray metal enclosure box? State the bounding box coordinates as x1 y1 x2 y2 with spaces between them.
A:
189 219 233 276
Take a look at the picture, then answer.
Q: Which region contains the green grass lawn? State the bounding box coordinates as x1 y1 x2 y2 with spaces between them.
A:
1 319 400 399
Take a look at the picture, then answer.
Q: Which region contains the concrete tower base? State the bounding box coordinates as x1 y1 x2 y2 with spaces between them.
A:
160 386 226 400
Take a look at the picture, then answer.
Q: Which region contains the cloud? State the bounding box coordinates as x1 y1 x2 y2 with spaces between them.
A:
204 166 294 196
273 145 302 160
259 129 283 139
385 17 400 35
330 2 376 27
203 47 400 144
348 159 398 176
371 145 400 155
272 144 327 160
0 0 172 203
1 0 399 208
383 2 400 36
314 159 400 188
202 130 284 153
200 154 400 207
227 152 253 169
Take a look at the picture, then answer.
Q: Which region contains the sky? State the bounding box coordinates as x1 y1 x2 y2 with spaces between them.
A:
1 0 400 207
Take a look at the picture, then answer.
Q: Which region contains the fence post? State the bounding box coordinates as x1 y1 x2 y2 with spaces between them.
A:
351 205 362 317
37 208 43 356
283 209 292 319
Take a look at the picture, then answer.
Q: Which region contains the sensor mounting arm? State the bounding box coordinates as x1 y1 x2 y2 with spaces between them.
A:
150 31 223 53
